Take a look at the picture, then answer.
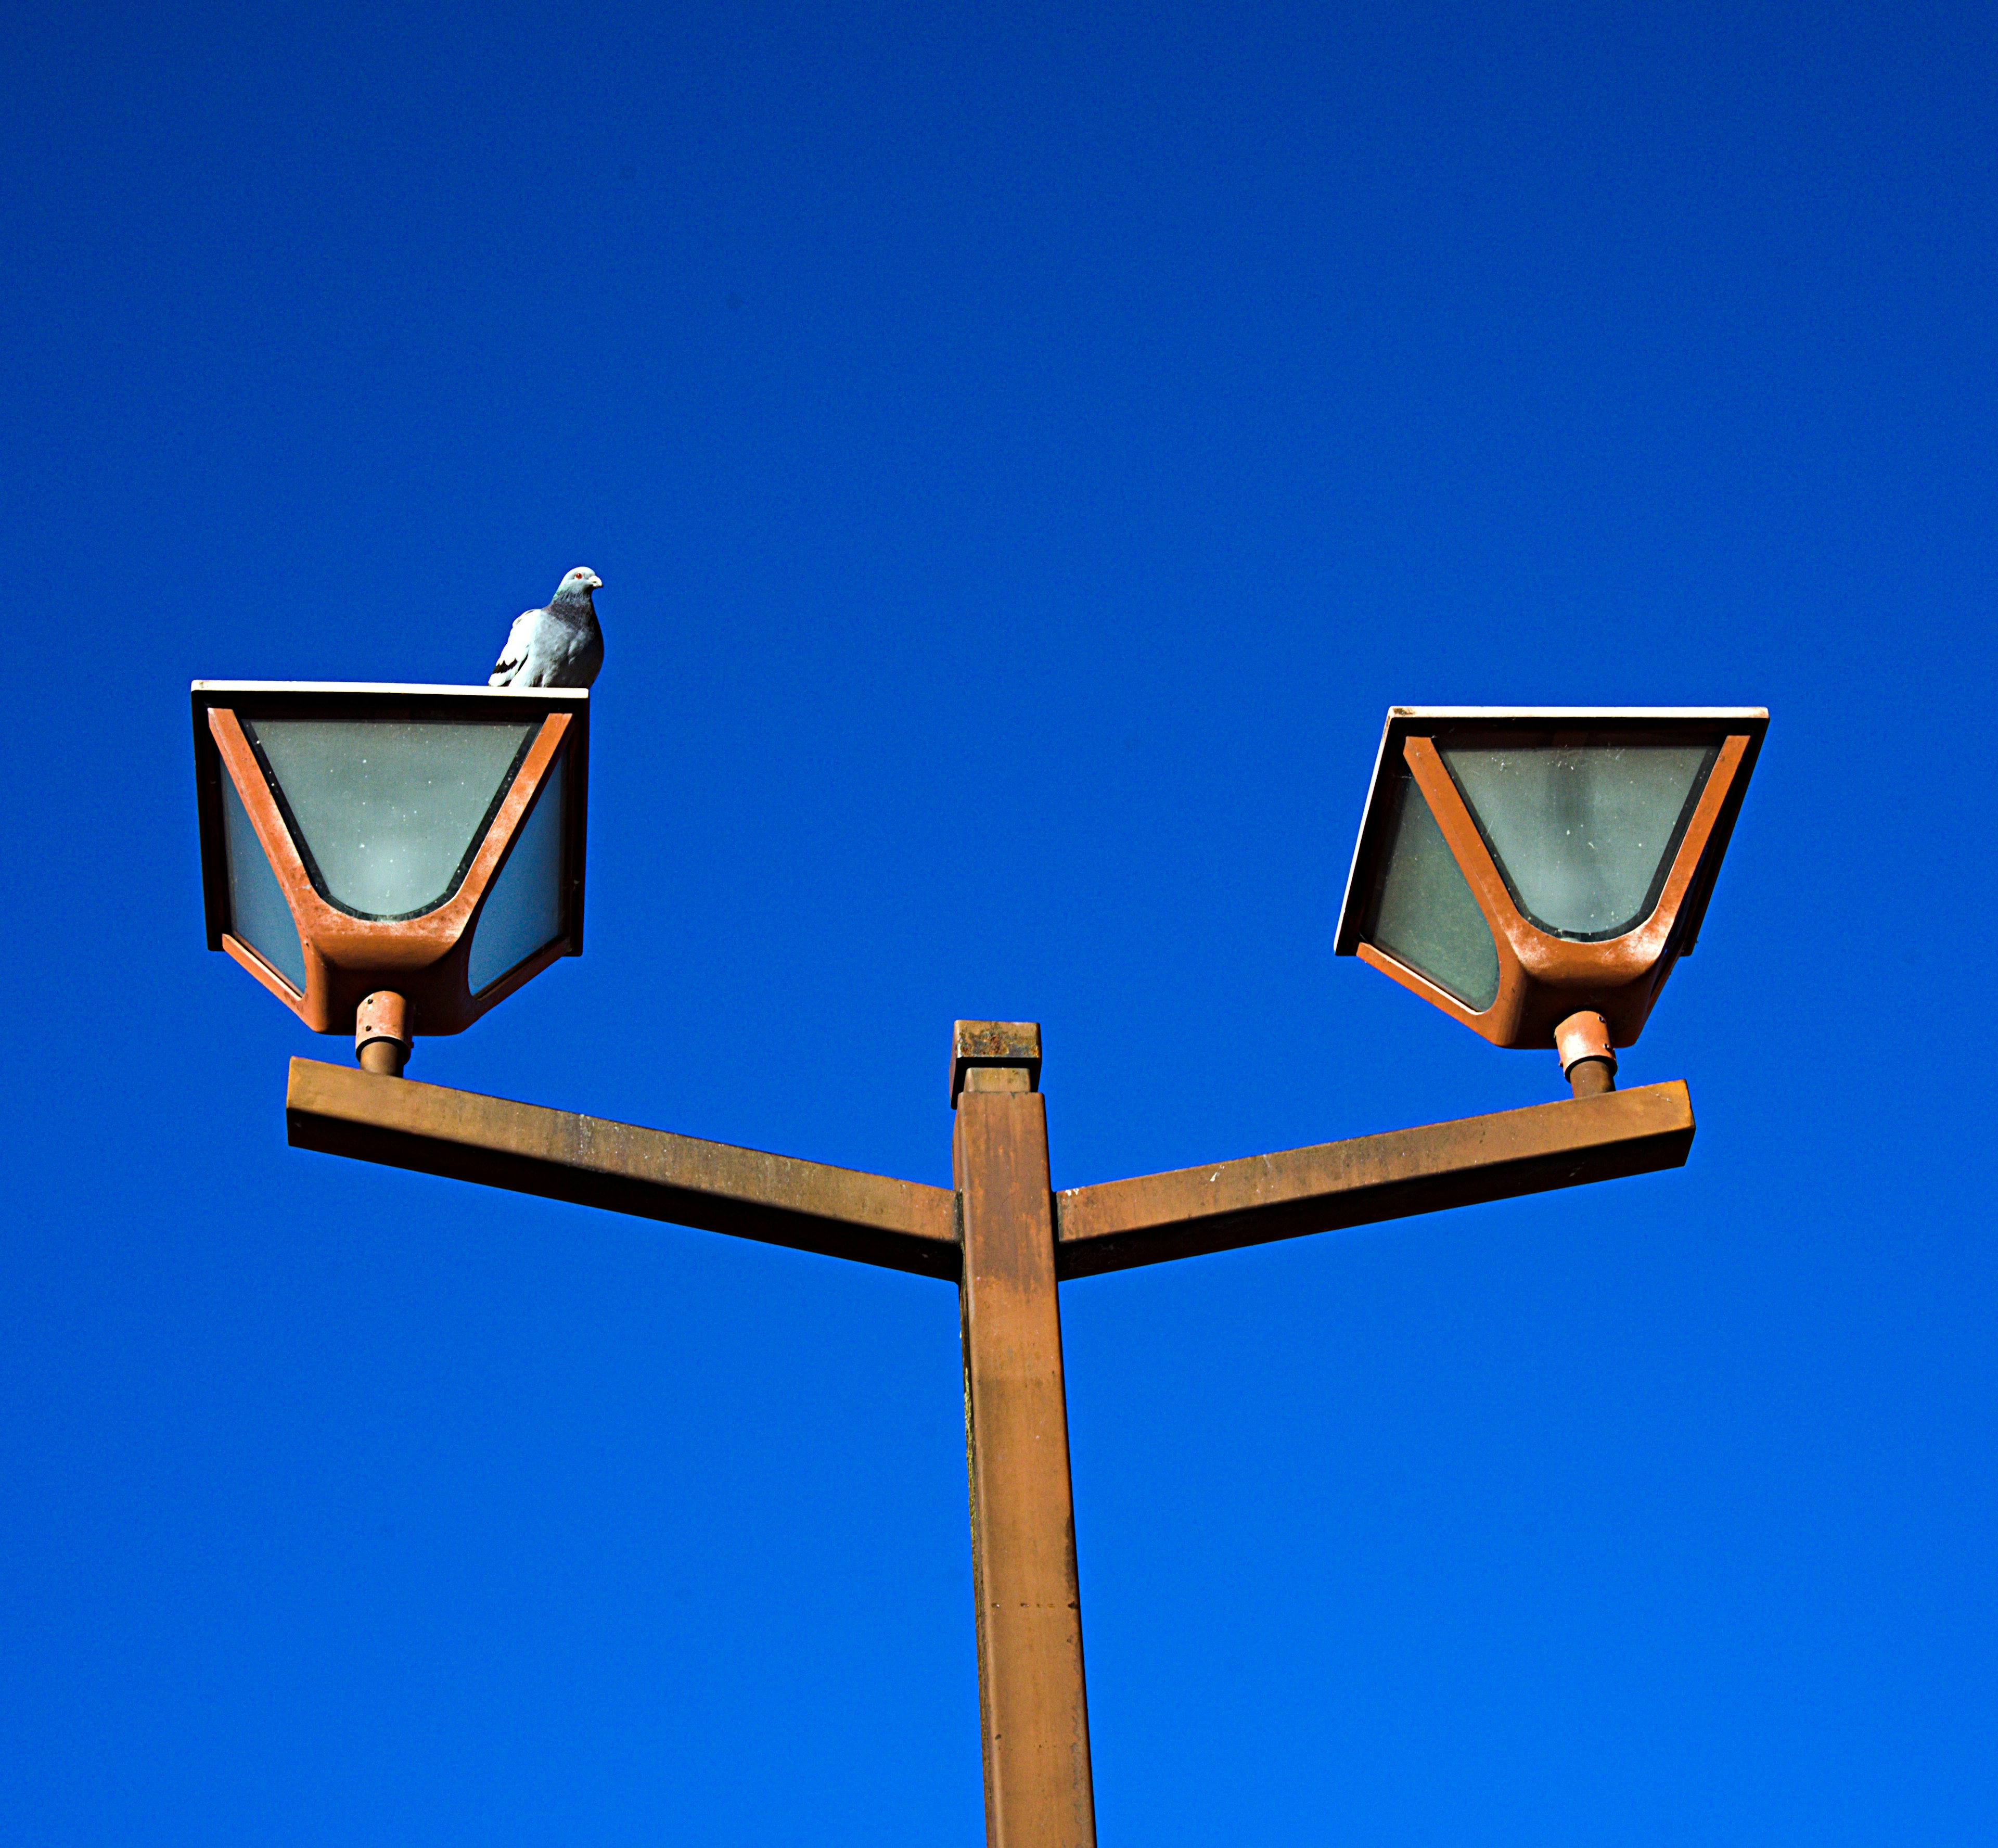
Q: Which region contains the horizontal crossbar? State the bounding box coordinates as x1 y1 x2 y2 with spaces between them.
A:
285 1059 963 1279
286 1061 1693 1282
1052 1083 1695 1278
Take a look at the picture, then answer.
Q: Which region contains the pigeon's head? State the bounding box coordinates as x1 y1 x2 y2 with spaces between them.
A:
554 567 603 603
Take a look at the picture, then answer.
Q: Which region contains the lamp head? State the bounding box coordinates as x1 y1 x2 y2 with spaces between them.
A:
191 681 591 1043
1335 708 1767 1053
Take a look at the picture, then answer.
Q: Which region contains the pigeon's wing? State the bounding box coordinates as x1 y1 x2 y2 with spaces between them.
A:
487 608 541 686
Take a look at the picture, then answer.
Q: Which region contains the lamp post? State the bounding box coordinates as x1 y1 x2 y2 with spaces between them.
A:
197 690 1764 1846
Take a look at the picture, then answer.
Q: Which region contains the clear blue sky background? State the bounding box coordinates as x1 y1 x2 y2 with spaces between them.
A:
3 3 1994 1842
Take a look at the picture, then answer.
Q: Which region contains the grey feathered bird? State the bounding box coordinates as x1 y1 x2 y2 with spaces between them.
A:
487 567 605 688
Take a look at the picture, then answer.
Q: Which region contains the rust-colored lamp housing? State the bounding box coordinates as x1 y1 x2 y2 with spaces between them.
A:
192 682 589 1043
1335 707 1767 1054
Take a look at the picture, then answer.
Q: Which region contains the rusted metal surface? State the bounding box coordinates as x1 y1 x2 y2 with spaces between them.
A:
356 1039 407 1077
1053 1082 1695 1279
955 1083 1097 1848
354 990 412 1074
953 1021 1043 1107
287 1054 1696 1286
1555 1010 1617 1097
1553 1009 1615 1075
1567 1060 1616 1099
285 1057 960 1279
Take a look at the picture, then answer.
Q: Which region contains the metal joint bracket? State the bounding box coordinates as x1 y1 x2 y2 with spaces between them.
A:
355 990 412 1077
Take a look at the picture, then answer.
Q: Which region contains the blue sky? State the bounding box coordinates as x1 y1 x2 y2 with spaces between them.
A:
3 2 1994 1842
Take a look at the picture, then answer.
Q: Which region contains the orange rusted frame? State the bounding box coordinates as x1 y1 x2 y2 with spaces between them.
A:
285 1058 961 1279
1054 1082 1695 1278
287 1062 1693 1284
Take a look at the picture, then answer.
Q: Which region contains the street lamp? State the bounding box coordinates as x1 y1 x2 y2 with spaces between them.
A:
191 681 589 1073
202 687 1764 1848
1336 707 1768 1092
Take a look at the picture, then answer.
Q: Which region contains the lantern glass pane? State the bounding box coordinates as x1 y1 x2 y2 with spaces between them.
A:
221 769 307 993
1366 764 1501 1011
1439 735 1719 941
241 717 537 920
468 751 568 993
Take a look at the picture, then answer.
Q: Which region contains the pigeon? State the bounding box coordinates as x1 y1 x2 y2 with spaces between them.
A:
487 567 605 688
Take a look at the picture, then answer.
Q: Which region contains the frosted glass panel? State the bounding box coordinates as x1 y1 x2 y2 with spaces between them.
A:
221 769 306 992
1368 766 1501 1011
1440 737 1717 941
244 717 535 920
468 753 568 993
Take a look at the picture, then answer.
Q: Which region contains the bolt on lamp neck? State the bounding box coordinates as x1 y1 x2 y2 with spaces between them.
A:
1554 1010 1617 1098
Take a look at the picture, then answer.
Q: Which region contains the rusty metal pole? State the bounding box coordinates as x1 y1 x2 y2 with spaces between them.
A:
952 1022 1096 1848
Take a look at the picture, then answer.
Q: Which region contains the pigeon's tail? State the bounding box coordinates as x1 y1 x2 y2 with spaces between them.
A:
487 610 536 687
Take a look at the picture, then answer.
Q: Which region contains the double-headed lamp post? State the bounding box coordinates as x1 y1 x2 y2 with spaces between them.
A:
194 686 1764 1847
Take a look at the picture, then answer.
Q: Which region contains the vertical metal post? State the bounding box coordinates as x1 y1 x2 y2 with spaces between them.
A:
952 1023 1096 1848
